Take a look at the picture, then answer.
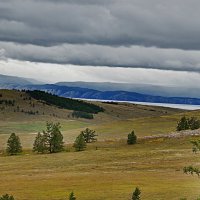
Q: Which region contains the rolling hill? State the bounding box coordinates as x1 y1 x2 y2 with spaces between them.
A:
1 89 200 200
0 89 185 136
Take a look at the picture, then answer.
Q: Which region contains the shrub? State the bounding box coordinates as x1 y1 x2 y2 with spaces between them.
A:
0 194 14 200
72 111 94 119
132 187 141 200
69 192 76 200
127 130 137 145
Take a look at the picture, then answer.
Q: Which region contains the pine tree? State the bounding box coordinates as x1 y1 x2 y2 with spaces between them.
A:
49 122 64 153
81 128 97 143
33 132 48 153
132 187 141 200
6 133 22 155
73 133 87 151
176 116 189 131
69 192 76 200
188 117 200 130
0 194 14 200
127 130 137 145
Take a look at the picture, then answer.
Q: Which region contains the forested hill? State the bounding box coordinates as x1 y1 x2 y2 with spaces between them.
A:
26 90 104 114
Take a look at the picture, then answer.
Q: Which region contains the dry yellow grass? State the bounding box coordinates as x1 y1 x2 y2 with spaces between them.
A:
1 89 200 199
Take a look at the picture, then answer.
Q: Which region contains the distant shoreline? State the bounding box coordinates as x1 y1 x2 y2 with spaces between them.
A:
75 98 200 110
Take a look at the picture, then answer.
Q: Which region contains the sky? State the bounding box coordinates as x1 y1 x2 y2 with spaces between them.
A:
0 0 200 87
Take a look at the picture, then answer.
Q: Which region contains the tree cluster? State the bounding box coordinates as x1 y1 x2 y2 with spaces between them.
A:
4 124 99 155
33 122 64 154
73 128 97 151
177 116 200 131
72 111 94 119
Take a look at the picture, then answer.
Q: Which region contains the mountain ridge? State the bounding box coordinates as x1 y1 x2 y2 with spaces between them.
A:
1 74 200 105
8 83 200 106
0 74 43 86
55 81 200 98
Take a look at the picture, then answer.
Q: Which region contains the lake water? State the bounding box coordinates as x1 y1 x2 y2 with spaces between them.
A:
79 98 200 110
127 101 200 110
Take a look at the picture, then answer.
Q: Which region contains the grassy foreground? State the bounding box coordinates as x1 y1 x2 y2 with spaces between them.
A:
1 89 200 199
0 137 200 200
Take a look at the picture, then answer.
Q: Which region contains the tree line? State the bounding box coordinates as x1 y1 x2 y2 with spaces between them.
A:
177 116 200 131
26 90 104 114
5 123 99 155
5 122 137 155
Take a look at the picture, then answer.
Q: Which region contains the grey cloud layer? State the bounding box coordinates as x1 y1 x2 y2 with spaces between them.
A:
2 42 200 72
0 0 200 49
1 0 200 72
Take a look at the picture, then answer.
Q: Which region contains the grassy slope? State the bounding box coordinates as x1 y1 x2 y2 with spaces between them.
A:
1 89 200 199
0 89 186 148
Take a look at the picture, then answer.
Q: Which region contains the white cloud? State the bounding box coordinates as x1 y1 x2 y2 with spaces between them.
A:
0 59 200 89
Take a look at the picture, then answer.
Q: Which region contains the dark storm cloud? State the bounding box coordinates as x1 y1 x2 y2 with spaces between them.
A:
0 0 200 49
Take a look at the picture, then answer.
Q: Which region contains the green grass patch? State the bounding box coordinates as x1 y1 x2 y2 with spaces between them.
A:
0 120 89 134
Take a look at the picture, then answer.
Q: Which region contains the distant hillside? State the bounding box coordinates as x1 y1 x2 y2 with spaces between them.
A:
56 81 200 98
0 89 104 124
0 89 185 134
14 84 200 105
0 74 42 87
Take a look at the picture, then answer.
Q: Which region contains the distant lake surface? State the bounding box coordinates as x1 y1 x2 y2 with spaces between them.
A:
127 101 200 110
78 98 200 110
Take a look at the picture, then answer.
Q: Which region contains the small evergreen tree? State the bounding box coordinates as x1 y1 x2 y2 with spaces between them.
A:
47 122 64 153
73 134 87 151
176 116 189 131
188 117 200 130
0 194 14 200
81 128 97 143
127 130 137 145
69 192 76 200
6 133 22 155
132 187 141 200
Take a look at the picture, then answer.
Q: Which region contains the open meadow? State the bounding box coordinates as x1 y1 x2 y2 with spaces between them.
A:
1 137 200 200
0 90 200 199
